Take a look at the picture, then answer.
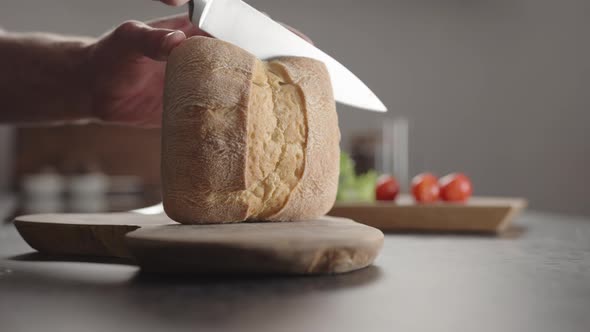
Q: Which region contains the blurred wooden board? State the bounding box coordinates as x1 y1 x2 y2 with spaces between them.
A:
126 216 383 275
14 213 175 258
16 124 162 187
329 196 527 233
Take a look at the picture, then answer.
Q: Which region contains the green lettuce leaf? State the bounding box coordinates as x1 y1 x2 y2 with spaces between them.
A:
337 153 377 202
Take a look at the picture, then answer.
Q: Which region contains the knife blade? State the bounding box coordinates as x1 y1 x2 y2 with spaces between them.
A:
188 0 387 112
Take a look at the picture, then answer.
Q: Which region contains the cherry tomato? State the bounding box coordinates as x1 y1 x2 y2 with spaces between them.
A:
439 173 472 202
411 173 440 203
376 175 399 201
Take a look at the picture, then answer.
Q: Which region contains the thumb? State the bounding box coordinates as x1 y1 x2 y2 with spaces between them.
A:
109 20 186 61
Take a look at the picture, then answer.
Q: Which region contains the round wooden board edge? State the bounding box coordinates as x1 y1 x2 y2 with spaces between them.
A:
125 216 384 276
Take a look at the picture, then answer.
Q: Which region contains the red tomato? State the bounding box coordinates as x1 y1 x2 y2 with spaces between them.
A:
411 173 440 203
439 173 473 202
376 175 399 201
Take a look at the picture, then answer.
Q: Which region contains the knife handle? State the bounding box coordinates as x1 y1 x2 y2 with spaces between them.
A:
188 0 211 26
188 0 194 23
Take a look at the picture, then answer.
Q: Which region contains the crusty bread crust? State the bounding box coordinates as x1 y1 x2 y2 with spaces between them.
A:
162 36 340 224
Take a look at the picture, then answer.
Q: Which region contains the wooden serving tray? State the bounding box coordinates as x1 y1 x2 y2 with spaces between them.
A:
328 196 527 233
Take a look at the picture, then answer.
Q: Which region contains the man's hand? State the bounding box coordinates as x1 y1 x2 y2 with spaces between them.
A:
85 14 205 127
87 9 311 127
0 8 311 126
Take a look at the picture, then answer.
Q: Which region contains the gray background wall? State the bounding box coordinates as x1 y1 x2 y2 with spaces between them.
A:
1 0 588 216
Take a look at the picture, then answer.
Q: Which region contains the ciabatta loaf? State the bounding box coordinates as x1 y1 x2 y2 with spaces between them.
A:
162 37 340 224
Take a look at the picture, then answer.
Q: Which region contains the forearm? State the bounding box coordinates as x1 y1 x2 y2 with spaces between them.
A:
0 31 95 124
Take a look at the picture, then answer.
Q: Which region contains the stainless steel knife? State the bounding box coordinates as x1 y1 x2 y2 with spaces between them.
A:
187 0 387 112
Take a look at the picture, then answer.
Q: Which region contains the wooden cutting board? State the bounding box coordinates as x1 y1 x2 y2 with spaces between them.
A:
329 196 527 233
126 217 383 275
14 213 175 258
14 213 383 275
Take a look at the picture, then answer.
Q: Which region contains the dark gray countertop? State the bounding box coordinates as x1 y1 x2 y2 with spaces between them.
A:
1 211 589 332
